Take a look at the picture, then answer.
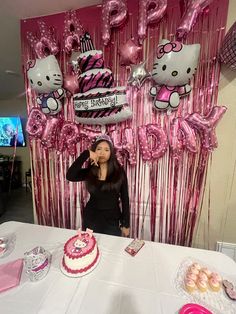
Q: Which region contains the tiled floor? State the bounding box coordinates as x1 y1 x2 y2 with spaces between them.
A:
0 187 34 224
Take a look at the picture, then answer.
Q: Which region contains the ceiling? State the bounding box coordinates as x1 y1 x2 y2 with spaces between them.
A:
0 0 101 101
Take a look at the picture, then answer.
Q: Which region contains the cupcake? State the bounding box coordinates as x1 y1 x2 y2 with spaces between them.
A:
188 265 199 275
185 272 198 282
198 271 208 282
201 267 212 278
196 279 208 292
209 277 221 292
192 262 201 271
185 279 196 293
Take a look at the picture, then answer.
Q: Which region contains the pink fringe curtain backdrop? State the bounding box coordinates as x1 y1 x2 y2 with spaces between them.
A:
21 0 228 245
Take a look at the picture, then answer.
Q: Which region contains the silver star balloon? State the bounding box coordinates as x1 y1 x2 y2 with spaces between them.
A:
69 51 80 74
128 62 151 89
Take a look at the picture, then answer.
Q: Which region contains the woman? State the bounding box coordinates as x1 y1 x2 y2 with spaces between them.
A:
66 134 130 237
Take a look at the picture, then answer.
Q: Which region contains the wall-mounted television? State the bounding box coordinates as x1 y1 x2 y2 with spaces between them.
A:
0 117 26 147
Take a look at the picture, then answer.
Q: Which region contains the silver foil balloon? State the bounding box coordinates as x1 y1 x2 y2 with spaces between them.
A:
128 62 150 89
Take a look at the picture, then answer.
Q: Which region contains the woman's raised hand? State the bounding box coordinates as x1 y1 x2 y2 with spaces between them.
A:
89 150 99 166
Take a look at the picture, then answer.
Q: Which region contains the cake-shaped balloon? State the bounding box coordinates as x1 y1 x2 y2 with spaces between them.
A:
61 228 100 277
73 32 132 125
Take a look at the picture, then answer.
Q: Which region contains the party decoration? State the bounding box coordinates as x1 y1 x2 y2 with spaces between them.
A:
27 55 65 115
27 21 59 58
176 0 214 39
138 124 168 161
21 0 228 249
138 0 167 43
73 32 132 125
26 108 47 138
63 74 80 95
150 39 200 111
41 118 61 149
58 123 79 156
170 118 197 158
219 21 236 70
101 0 128 45
64 10 84 54
69 51 81 75
111 128 137 165
119 39 142 66
128 62 151 89
186 106 227 150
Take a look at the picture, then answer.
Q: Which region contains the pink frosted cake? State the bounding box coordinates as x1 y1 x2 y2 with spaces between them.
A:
61 229 100 277
73 32 132 125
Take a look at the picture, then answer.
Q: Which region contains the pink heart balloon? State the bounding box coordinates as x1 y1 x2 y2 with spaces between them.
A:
63 74 79 95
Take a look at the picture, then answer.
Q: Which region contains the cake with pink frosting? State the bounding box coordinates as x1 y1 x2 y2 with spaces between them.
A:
61 228 100 277
73 32 132 125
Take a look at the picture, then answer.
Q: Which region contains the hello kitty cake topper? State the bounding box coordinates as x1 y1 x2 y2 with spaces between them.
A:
150 39 200 112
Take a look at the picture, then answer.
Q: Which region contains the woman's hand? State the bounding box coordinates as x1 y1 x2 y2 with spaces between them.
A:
121 227 130 237
89 150 99 166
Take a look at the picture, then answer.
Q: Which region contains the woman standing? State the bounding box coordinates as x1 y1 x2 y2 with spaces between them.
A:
66 135 130 237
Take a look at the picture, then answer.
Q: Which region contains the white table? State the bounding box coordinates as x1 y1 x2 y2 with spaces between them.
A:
0 221 235 314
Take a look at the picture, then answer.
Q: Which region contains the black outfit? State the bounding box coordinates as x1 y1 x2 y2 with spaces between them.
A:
66 150 130 236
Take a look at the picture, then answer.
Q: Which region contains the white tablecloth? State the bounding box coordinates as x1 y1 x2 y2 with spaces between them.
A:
0 221 236 314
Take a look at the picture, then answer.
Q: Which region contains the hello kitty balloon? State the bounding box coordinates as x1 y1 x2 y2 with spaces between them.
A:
150 39 200 111
27 55 65 115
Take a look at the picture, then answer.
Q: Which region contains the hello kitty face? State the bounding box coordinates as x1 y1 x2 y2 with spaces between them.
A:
27 55 63 94
152 40 200 86
74 238 87 249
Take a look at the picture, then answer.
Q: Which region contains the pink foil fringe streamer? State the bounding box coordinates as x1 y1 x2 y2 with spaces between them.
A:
20 0 228 246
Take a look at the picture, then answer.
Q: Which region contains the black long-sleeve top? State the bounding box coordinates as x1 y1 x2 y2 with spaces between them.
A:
66 150 130 228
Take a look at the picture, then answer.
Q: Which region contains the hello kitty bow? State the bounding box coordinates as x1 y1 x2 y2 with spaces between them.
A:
157 42 183 59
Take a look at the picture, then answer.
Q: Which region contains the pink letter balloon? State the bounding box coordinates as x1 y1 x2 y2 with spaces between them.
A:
41 118 61 149
64 11 84 54
58 123 79 156
138 124 168 161
176 0 214 40
27 21 59 59
186 106 227 151
101 0 128 45
26 108 47 138
138 0 167 44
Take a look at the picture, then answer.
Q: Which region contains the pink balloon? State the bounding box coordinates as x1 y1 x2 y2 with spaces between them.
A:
58 122 79 156
119 39 142 66
179 119 197 153
176 0 213 39
64 11 84 54
110 130 124 165
138 124 168 161
186 106 227 150
112 128 136 165
138 0 167 43
27 21 59 59
41 118 61 149
220 21 236 70
26 108 47 138
170 118 197 158
169 118 183 159
63 74 80 95
79 127 101 141
101 0 128 45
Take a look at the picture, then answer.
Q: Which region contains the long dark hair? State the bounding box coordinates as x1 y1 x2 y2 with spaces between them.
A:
86 139 124 193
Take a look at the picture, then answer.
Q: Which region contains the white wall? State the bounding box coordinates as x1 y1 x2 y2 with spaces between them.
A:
0 98 31 184
193 0 236 250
